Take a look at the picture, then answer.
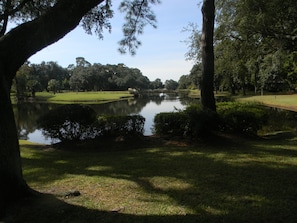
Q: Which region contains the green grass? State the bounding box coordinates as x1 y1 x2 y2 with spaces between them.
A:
237 94 297 111
34 91 133 104
6 134 297 222
187 90 229 98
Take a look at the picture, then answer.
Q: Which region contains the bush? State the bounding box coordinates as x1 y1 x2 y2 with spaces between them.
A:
183 104 219 137
153 104 218 138
154 102 269 138
217 102 268 135
37 104 98 142
97 115 145 137
153 112 188 136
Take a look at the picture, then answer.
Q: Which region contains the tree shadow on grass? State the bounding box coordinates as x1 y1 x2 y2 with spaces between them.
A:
3 192 212 223
10 133 297 222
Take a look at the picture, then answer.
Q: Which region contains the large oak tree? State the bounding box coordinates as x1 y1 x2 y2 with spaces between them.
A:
0 0 159 212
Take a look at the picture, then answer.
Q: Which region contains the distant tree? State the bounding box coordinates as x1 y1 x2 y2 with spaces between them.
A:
183 23 202 62
284 52 297 91
189 63 202 88
69 71 88 91
26 79 40 97
13 62 32 98
29 61 68 91
165 79 178 90
150 78 163 89
216 0 297 94
178 75 192 89
76 57 91 67
134 70 151 90
47 79 60 94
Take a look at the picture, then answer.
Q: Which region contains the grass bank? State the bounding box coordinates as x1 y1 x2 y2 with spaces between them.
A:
5 134 297 222
34 91 133 104
237 94 297 112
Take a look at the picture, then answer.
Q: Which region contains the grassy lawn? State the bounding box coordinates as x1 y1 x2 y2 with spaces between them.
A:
237 94 297 111
34 91 133 103
6 134 297 222
186 90 229 98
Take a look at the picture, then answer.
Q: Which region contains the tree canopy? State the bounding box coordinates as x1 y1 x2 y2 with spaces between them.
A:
182 0 297 94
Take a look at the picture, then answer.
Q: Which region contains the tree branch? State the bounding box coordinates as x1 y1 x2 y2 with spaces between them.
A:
0 0 104 80
0 0 33 20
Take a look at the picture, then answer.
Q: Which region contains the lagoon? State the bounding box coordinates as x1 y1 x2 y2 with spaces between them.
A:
15 94 297 145
15 94 197 144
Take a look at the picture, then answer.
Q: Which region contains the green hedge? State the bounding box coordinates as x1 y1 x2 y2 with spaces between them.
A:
153 112 188 136
153 102 268 138
153 104 218 138
217 102 268 135
97 115 145 137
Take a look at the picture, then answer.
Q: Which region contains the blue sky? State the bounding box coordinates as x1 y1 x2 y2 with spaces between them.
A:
28 1 202 82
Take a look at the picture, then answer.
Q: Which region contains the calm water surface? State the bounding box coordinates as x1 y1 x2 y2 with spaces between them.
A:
15 95 196 144
16 95 297 145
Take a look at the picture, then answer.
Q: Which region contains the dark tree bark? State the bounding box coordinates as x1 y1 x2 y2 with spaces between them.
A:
200 0 216 111
0 0 104 211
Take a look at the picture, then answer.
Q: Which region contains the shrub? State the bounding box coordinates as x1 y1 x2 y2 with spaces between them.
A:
217 102 268 135
153 104 218 138
153 112 188 136
183 104 219 137
37 104 97 142
97 115 145 137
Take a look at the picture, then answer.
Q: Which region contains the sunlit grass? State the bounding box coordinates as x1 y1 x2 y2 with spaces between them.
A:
35 91 133 104
187 90 229 98
16 133 297 222
238 94 297 111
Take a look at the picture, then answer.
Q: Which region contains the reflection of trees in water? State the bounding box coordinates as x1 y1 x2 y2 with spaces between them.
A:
179 97 200 107
13 103 59 139
13 96 199 140
13 97 297 141
90 99 150 115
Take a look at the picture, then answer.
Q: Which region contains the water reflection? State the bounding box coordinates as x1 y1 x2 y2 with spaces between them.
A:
15 93 296 145
14 94 196 144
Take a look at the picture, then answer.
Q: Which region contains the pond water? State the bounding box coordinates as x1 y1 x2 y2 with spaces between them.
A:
14 94 197 144
14 94 297 145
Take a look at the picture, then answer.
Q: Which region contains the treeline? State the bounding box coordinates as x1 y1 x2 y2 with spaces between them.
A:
13 57 176 97
180 0 297 94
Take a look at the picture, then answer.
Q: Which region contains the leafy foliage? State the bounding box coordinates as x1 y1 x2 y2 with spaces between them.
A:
97 114 145 137
15 59 155 95
183 0 297 94
153 104 218 138
118 0 160 55
154 102 270 138
183 104 219 137
1 0 160 54
154 112 188 136
217 102 268 135
164 79 178 90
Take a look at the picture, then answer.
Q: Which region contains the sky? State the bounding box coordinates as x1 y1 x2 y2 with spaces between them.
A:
28 1 202 82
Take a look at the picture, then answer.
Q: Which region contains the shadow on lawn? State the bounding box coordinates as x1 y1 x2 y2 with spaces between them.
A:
4 193 208 223
6 133 297 222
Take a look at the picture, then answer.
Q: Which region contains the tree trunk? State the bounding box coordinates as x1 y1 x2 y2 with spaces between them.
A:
200 0 216 111
0 0 104 211
0 73 32 216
